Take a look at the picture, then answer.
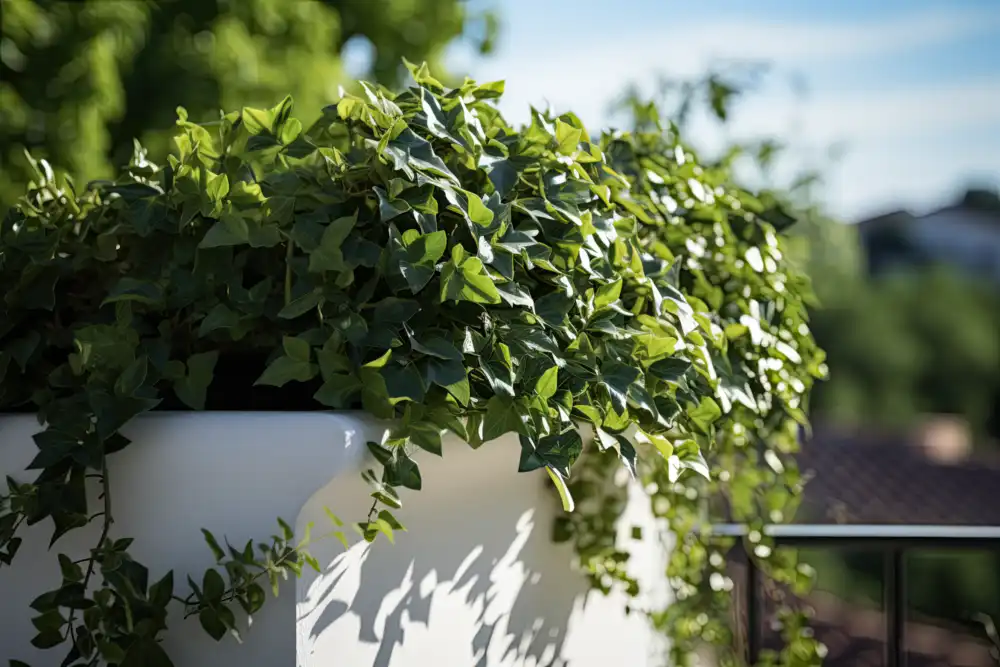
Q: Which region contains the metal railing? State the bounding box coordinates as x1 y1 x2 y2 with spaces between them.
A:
711 524 1000 667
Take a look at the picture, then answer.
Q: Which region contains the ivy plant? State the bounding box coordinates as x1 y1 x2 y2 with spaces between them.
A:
0 61 740 665
554 98 828 666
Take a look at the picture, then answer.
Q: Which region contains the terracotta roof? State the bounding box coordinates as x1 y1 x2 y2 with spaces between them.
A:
795 429 1000 526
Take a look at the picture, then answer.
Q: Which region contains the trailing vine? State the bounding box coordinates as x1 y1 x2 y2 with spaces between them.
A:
0 61 823 665
556 97 828 665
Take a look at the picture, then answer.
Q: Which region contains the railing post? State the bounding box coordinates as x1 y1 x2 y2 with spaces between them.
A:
884 548 905 667
744 541 761 665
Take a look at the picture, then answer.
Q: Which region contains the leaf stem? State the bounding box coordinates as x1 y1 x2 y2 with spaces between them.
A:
284 240 294 307
67 456 113 650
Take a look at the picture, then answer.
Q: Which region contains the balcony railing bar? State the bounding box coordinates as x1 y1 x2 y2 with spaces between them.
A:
716 524 1000 666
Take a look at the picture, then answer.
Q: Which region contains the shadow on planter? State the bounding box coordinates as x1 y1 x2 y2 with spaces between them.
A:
295 432 650 667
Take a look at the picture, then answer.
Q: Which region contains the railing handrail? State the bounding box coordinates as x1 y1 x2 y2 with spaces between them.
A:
711 523 1000 542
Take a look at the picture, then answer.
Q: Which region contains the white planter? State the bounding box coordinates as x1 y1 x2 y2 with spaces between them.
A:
0 411 670 666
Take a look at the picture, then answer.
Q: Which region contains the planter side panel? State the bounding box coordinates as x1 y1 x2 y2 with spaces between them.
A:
0 412 381 667
295 433 672 667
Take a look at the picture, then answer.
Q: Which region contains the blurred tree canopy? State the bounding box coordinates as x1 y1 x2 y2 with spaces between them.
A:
0 0 497 210
811 266 1000 442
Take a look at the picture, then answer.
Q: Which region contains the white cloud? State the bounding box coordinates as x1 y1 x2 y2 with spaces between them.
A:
719 78 1000 145
823 137 1000 220
454 7 1000 216
464 7 1000 128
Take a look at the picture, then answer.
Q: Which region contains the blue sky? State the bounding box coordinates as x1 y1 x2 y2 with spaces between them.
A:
443 0 1000 220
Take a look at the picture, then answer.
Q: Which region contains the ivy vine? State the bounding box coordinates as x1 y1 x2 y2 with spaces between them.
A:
556 98 828 665
0 61 824 666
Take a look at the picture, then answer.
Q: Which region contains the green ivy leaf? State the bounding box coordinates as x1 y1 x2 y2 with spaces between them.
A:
174 351 219 410
384 450 422 490
202 568 225 602
686 396 722 433
381 364 426 402
648 357 692 383
198 303 241 336
464 191 495 226
408 330 461 361
198 607 227 641
374 187 411 221
409 421 443 456
397 229 447 293
148 571 174 609
114 356 148 397
440 248 500 304
308 215 357 273
593 279 623 311
121 638 173 667
199 213 250 248
101 278 163 307
599 362 640 415
278 289 324 319
482 395 523 442
313 374 362 408
255 355 316 388
57 553 83 583
555 119 582 155
535 366 559 400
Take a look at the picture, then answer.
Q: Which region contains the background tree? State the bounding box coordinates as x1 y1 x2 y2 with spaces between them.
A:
0 0 497 210
810 266 1000 443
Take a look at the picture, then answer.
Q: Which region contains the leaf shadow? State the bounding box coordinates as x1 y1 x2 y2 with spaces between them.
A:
296 439 587 667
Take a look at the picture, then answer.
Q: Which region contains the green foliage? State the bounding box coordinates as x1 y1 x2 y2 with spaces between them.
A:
0 0 498 211
620 109 824 667
187 511 401 643
557 79 827 665
0 61 771 664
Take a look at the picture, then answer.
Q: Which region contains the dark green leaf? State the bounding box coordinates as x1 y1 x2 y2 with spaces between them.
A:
599 362 640 415
278 289 324 319
102 278 163 307
174 351 219 410
409 421 443 456
381 364 425 402
202 568 225 601
200 214 250 248
648 357 692 383
308 216 357 272
255 355 316 387
114 356 148 397
198 303 241 336
482 396 523 442
385 450 422 490
198 607 227 641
